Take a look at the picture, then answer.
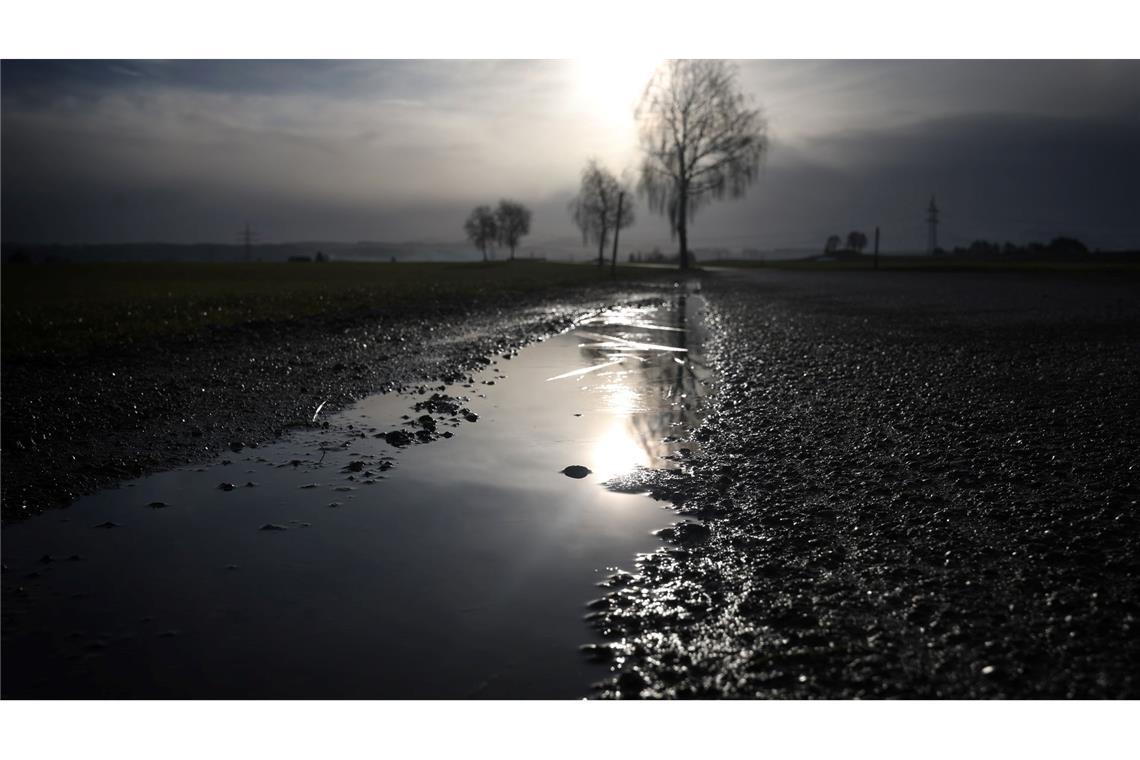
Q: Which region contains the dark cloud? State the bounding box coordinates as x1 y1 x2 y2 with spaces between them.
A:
682 112 1140 251
2 60 1139 251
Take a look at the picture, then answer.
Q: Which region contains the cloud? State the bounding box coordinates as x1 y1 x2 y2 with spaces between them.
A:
2 60 1139 249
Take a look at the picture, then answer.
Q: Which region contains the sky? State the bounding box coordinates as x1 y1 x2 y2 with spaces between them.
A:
3 59 1139 253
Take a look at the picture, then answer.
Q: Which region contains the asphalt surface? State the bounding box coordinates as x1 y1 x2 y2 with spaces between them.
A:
592 268 1140 698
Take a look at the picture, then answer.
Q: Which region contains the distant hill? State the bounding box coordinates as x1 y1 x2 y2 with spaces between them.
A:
0 240 487 264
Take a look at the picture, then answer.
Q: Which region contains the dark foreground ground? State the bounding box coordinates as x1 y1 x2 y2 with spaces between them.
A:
594 269 1140 697
4 264 1139 699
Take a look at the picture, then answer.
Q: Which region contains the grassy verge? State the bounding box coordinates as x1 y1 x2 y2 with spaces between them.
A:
1 260 674 358
706 256 1140 272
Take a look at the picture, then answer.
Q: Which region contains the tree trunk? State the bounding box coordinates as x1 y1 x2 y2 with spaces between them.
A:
611 192 624 273
677 182 689 271
597 228 607 267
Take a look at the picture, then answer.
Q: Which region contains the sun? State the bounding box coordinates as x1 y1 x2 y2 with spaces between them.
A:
571 57 662 132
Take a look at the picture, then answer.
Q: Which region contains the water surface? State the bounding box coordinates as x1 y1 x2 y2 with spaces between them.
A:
2 294 710 698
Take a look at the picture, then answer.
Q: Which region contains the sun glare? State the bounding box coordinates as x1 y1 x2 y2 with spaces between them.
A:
572 57 662 133
586 374 652 481
590 416 653 482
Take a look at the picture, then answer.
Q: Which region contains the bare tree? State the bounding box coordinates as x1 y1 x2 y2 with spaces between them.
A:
464 205 498 262
636 60 768 270
495 200 532 261
569 159 635 267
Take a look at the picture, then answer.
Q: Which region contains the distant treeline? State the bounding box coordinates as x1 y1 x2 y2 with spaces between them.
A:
813 234 1137 261
934 236 1135 259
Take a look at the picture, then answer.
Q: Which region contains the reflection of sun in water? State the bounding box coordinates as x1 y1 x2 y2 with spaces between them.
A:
589 376 650 482
591 416 651 483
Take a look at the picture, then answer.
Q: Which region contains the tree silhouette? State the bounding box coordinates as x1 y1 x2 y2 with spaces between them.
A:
464 205 498 262
846 230 868 253
495 200 532 261
636 60 768 270
569 159 635 267
824 235 841 254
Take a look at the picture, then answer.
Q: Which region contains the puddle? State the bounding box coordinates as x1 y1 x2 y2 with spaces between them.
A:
1 292 711 698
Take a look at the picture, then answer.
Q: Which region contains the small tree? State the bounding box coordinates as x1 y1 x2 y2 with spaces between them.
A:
824 235 841 254
846 230 868 253
636 59 768 270
569 159 635 267
495 200 532 261
464 205 498 262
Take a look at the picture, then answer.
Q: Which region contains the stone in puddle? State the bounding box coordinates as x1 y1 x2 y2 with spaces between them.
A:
259 523 289 531
561 465 592 479
147 501 170 509
384 430 414 447
217 482 236 492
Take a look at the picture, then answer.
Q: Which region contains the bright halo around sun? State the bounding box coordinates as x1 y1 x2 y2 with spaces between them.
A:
571 57 663 133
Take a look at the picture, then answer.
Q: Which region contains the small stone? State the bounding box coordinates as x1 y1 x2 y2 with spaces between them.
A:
217 482 236 492
384 430 414 447
147 501 170 509
93 521 121 529
561 465 592 479
259 523 289 531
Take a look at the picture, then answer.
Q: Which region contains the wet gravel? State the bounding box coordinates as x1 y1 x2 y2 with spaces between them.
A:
593 270 1140 698
1 282 670 521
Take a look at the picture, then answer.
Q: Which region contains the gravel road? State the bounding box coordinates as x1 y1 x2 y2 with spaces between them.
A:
6 265 1137 699
592 268 1140 698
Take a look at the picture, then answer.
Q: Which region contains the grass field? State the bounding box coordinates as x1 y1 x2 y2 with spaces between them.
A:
1 260 672 357
705 255 1140 272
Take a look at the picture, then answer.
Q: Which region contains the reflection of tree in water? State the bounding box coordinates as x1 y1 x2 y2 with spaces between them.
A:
577 292 710 467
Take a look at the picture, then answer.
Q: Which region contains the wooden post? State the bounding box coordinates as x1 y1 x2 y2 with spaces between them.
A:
874 226 880 270
610 191 624 274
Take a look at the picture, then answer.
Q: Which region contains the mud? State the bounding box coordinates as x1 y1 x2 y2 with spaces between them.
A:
591 270 1140 698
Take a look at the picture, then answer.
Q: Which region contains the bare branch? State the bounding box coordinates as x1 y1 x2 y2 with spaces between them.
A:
635 60 769 269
